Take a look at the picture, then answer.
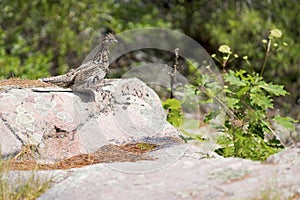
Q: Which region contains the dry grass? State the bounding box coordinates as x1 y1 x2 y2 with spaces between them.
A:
0 157 51 200
4 142 158 171
0 78 53 88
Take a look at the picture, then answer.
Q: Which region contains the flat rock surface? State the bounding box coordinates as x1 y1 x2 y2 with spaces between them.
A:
24 146 299 200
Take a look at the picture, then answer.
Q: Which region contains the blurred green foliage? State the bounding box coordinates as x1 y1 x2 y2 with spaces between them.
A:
162 98 183 127
0 0 169 79
159 0 300 119
0 0 299 119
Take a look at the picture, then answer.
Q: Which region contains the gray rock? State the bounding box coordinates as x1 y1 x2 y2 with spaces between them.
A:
265 147 300 165
0 78 180 162
34 146 300 200
0 120 22 158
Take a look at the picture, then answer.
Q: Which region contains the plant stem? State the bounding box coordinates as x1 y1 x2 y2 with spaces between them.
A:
230 126 238 157
170 48 179 99
260 39 271 76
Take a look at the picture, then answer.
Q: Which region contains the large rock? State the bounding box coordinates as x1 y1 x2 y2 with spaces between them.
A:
2 78 300 200
0 78 180 163
3 145 298 200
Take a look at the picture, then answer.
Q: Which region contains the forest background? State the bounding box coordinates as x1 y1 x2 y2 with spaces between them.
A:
0 0 299 120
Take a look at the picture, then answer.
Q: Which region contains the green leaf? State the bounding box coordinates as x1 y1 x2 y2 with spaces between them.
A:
162 99 181 110
162 98 183 127
250 86 261 94
235 69 247 78
273 115 297 130
260 82 288 96
236 86 250 97
224 70 246 86
250 93 273 109
226 96 240 109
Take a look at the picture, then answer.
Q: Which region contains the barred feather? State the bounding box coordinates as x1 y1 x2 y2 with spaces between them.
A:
39 33 117 89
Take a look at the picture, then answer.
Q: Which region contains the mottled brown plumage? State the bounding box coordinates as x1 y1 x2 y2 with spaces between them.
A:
39 33 117 90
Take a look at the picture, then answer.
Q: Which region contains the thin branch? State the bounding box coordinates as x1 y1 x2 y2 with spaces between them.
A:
170 48 180 99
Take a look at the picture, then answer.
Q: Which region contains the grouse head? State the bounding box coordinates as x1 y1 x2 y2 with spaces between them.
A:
102 33 118 45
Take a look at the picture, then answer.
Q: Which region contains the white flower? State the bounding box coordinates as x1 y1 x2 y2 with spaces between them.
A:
218 45 232 54
269 29 282 39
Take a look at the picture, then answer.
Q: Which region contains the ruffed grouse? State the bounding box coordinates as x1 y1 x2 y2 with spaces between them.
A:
39 33 118 91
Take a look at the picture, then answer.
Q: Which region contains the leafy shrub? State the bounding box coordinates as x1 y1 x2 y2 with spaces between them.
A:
208 29 297 160
165 29 297 161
